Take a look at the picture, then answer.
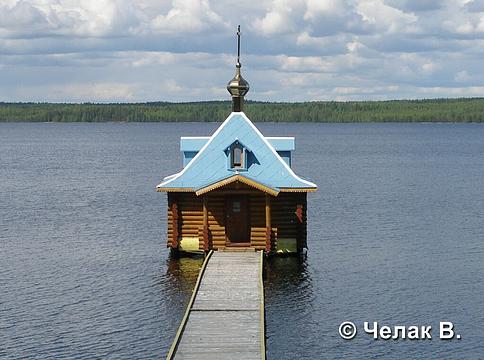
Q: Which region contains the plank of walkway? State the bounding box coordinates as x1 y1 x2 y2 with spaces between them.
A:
170 251 264 360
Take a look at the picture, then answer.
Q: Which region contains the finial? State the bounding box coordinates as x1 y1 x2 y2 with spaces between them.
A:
227 25 249 112
237 25 241 67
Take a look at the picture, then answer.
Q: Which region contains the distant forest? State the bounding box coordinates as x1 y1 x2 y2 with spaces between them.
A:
1 98 483 122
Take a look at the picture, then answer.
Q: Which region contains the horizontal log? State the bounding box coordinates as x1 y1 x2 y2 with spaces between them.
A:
179 211 203 215
208 218 225 223
251 243 266 247
212 242 226 247
180 229 199 234
181 227 202 232
181 218 226 224
181 223 203 227
211 234 226 238
179 210 202 215
180 217 203 222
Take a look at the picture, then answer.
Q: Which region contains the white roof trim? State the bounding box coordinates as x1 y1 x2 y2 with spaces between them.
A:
163 173 179 181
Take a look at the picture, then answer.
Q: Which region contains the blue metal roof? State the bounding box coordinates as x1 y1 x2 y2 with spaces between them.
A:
265 137 295 151
157 112 317 192
180 137 210 152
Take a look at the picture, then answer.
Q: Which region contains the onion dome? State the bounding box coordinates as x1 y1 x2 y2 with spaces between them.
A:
227 25 250 112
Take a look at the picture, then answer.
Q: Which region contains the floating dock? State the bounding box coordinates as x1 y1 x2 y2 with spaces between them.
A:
167 250 265 360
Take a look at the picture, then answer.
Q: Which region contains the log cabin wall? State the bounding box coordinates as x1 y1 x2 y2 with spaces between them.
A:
167 192 228 250
179 193 203 238
167 190 308 252
249 194 267 251
167 192 203 249
272 193 307 251
167 192 181 248
206 194 225 250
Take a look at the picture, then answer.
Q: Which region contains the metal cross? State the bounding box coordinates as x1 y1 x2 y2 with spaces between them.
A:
237 25 241 65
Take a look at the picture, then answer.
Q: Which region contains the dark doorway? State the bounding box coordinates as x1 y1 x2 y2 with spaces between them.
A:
225 196 250 245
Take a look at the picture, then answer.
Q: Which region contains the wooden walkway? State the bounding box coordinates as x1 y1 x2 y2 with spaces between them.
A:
167 250 265 360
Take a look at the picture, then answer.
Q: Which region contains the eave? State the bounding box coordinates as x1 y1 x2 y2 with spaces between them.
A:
195 174 280 197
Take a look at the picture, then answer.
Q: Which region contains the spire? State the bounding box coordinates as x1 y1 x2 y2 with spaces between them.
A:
227 25 249 112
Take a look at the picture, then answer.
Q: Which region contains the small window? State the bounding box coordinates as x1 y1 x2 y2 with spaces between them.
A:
231 145 244 168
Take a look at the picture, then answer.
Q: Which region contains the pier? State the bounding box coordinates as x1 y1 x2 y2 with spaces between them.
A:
167 250 265 360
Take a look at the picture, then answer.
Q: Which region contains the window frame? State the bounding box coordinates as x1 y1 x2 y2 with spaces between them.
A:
227 141 248 171
231 145 244 168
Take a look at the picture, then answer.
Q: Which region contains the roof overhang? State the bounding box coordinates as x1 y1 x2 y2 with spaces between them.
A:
156 186 317 193
279 187 318 192
195 174 280 196
156 187 194 192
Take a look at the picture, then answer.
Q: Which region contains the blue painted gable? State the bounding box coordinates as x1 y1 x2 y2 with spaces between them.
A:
157 112 317 192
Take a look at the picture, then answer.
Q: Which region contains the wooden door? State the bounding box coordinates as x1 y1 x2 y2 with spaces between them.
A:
225 196 250 244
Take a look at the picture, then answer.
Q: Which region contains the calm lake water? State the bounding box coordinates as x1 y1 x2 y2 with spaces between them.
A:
1 122 483 359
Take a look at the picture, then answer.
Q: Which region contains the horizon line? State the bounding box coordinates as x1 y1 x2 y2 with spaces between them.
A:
1 97 484 105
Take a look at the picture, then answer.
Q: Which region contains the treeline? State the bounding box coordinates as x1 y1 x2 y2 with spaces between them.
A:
1 98 483 122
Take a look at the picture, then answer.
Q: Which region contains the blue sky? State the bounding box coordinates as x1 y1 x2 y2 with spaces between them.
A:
1 0 484 102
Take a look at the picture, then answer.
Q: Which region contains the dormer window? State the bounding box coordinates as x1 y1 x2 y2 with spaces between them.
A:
232 145 243 168
227 140 249 171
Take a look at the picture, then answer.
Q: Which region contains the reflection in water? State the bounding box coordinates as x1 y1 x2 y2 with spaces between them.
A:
264 256 312 294
164 255 204 295
264 256 316 360
155 255 203 354
162 255 204 306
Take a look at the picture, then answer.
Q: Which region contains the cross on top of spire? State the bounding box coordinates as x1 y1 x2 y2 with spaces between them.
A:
237 25 241 67
227 25 250 112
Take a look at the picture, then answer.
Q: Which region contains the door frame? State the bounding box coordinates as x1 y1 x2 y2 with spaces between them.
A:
225 195 250 246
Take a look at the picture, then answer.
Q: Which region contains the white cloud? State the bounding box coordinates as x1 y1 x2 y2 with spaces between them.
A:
454 70 472 82
149 0 228 34
253 0 305 35
0 0 142 37
0 0 484 101
17 82 139 102
356 0 418 34
417 86 484 96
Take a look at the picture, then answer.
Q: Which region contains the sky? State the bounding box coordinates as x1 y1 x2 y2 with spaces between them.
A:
1 0 484 102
